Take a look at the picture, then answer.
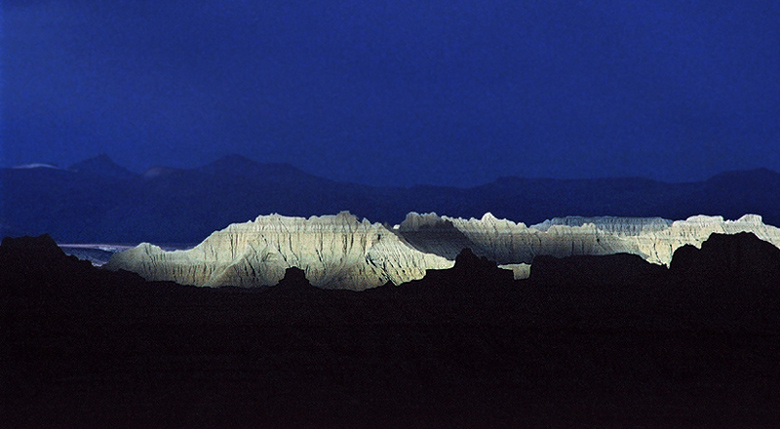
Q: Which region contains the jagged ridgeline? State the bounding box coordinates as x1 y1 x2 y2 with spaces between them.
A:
104 211 780 290
105 212 452 290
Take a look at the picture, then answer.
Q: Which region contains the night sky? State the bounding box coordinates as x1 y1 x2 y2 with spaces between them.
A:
2 1 779 187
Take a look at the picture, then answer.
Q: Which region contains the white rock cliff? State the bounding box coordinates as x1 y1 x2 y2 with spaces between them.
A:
106 212 780 289
105 212 453 290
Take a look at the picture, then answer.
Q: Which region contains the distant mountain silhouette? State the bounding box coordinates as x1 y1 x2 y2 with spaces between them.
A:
68 154 137 179
140 165 184 179
3 154 780 242
196 154 308 180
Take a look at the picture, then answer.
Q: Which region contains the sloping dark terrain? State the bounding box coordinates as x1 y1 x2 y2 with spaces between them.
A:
2 233 779 428
3 154 780 242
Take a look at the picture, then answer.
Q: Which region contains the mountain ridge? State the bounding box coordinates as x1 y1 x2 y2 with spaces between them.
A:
3 154 780 243
68 154 137 179
104 211 780 290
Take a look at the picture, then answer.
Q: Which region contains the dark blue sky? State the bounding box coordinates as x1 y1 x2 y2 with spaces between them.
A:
2 0 779 187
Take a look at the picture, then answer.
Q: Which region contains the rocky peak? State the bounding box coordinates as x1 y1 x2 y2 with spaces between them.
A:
398 212 450 230
670 232 780 282
453 247 495 273
1 234 65 260
272 267 316 293
68 154 136 179
197 154 306 180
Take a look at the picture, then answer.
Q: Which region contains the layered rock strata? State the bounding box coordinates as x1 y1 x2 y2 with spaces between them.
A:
105 212 453 290
400 212 780 266
106 212 780 289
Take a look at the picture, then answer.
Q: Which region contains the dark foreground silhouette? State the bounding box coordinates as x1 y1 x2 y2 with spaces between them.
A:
2 234 779 428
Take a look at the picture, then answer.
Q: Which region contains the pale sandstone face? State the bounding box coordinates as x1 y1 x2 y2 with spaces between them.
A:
104 212 454 290
105 212 780 289
400 212 780 268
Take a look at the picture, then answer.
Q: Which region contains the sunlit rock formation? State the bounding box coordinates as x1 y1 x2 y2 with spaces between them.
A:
630 214 780 265
105 212 453 290
106 211 780 289
399 212 780 268
399 212 636 264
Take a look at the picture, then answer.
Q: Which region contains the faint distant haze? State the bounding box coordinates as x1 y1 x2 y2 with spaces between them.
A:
2 1 779 187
